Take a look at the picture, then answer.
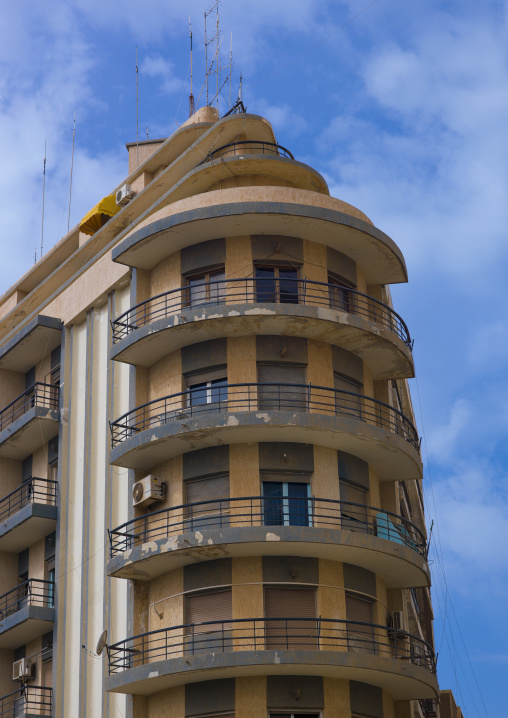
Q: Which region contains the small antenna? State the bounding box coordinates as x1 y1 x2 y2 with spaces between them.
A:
41 139 46 259
189 17 195 117
68 112 76 234
239 73 243 103
34 248 37 264
136 46 139 166
146 124 149 140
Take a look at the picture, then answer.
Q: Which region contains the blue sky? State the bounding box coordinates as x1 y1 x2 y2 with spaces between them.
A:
1 1 506 714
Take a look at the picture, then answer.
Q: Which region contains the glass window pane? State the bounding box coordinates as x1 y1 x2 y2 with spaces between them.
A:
210 378 228 404
209 270 226 302
278 268 299 304
287 482 310 526
255 267 276 303
188 275 207 307
189 382 208 406
262 482 284 525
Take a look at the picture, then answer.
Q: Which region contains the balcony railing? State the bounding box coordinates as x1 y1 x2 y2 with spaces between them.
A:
198 140 294 165
0 478 57 523
107 617 436 675
0 686 52 717
111 278 411 347
0 383 59 433
108 496 427 559
0 579 55 620
110 382 420 452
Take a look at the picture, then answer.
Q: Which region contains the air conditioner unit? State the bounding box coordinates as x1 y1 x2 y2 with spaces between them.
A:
132 475 165 508
116 184 135 206
12 658 35 681
391 610 406 634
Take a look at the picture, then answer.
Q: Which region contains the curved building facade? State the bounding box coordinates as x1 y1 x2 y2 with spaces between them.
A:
0 105 438 718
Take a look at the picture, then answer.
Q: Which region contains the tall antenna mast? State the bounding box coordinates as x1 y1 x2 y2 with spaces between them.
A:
136 46 139 166
203 2 229 112
229 33 232 108
216 3 219 110
41 140 46 259
204 10 208 106
189 18 195 117
239 73 243 103
68 112 76 234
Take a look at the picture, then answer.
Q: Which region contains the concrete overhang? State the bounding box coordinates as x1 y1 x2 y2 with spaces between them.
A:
106 649 438 700
110 410 423 480
107 525 430 588
0 408 60 461
112 197 407 285
0 315 62 373
110 303 414 380
0 605 55 650
162 155 329 203
0 502 58 553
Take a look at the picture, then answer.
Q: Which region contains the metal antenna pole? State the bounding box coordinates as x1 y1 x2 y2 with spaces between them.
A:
204 10 208 106
41 139 46 259
229 32 232 109
136 46 139 166
216 3 219 110
68 112 76 234
189 17 195 116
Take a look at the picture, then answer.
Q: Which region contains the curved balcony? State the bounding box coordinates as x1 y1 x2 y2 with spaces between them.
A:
199 139 295 163
106 617 438 699
109 383 422 479
0 686 52 717
0 383 60 461
0 579 55 649
110 279 413 379
0 478 58 552
108 496 429 586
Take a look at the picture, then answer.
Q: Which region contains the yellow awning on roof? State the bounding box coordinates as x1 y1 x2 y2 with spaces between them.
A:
79 194 120 236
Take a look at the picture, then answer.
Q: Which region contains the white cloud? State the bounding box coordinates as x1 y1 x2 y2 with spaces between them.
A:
141 55 183 95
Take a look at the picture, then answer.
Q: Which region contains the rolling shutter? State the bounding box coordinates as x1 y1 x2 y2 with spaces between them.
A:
258 365 307 410
44 660 53 688
264 587 316 649
345 594 374 651
334 373 362 418
340 480 368 531
187 590 232 632
185 475 230 530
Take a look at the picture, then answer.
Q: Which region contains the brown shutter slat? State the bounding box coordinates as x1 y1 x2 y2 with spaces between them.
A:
258 365 307 409
185 367 227 386
340 480 368 530
186 475 230 504
264 588 316 650
44 660 53 687
187 590 232 633
345 594 374 651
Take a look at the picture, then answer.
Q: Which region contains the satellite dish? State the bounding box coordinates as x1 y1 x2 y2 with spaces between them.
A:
96 630 108 656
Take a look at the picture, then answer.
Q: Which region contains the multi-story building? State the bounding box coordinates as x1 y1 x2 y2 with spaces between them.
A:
0 104 440 718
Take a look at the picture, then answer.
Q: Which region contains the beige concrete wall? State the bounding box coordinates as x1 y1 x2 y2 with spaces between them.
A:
148 685 184 718
226 236 253 280
236 676 267 718
318 559 346 624
383 690 396 718
28 536 45 580
313 445 340 502
0 457 21 499
0 647 16 697
150 251 181 298
227 336 256 384
209 174 296 192
303 239 328 283
148 567 184 635
0 368 24 407
149 350 183 402
230 444 259 498
323 677 350 718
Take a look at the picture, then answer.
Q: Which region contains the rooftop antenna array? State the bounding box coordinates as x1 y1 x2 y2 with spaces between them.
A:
68 111 76 234
204 1 230 112
189 18 195 117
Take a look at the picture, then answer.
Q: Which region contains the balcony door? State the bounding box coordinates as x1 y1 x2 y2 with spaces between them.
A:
255 266 299 304
185 474 230 531
262 481 311 527
257 364 307 410
186 590 233 654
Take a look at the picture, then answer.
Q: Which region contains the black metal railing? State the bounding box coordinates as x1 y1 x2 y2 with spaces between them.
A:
111 278 411 347
110 382 419 452
0 478 58 523
108 496 427 559
0 579 55 621
0 383 59 433
0 686 52 717
107 617 436 675
419 698 438 717
199 140 294 165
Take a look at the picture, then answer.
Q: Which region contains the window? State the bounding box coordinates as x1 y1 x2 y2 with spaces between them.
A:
270 714 320 718
264 587 317 650
345 593 374 653
185 474 230 531
185 368 228 414
46 558 55 608
339 480 369 533
186 590 233 654
255 266 299 304
257 364 307 410
186 268 225 308
333 372 362 419
328 273 354 313
262 481 311 527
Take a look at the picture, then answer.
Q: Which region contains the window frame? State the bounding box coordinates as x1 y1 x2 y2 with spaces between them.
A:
262 478 312 527
185 267 226 308
255 264 300 305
